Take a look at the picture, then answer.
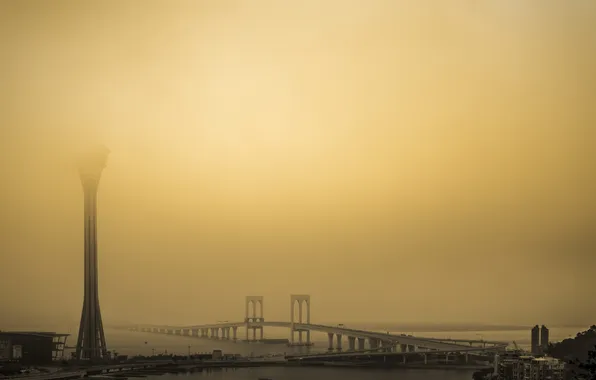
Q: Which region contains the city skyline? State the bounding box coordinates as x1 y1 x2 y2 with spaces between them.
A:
0 0 594 329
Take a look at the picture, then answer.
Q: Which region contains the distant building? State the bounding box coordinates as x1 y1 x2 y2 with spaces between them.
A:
212 349 223 360
531 325 540 354
497 352 565 380
540 325 550 352
0 332 69 365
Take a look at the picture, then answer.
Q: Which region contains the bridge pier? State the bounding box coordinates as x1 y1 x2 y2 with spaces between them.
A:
381 340 392 352
357 337 365 350
245 296 264 342
192 328 198 337
290 294 311 346
327 333 334 351
336 334 342 351
369 338 379 350
183 329 189 336
348 336 356 351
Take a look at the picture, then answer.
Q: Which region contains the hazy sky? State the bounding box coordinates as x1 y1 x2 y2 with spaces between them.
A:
1 0 595 329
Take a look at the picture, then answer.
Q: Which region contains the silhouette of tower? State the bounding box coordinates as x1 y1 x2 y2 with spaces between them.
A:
540 325 550 352
531 325 540 355
75 146 109 360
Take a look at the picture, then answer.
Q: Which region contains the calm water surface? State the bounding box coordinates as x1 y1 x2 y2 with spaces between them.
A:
149 367 474 379
55 326 583 380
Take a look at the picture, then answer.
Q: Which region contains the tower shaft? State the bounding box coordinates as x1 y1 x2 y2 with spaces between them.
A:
75 146 110 361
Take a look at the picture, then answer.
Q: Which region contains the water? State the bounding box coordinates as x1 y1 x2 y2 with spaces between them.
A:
153 367 475 379
57 326 585 380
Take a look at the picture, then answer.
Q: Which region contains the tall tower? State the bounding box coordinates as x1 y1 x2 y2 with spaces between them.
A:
75 146 109 360
540 325 550 353
531 325 540 355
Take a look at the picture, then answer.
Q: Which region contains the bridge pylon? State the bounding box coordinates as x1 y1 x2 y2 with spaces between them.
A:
290 294 311 346
245 296 264 342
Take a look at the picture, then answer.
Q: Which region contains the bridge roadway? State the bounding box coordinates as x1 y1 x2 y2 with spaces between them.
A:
134 321 508 352
287 341 508 360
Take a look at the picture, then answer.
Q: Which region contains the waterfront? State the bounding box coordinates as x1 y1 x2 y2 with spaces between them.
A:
150 367 476 379
20 325 581 379
4 324 583 379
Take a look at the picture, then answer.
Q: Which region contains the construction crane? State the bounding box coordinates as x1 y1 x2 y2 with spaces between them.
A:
512 341 523 352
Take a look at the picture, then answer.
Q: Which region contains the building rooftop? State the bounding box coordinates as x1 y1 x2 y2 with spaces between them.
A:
0 331 69 338
533 357 561 362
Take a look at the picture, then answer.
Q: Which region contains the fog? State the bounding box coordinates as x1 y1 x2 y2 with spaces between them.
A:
0 0 594 330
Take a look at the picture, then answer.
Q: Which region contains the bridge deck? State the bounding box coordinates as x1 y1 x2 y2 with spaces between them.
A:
133 322 508 352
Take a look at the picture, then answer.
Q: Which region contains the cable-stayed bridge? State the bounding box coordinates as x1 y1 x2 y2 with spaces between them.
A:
128 295 508 354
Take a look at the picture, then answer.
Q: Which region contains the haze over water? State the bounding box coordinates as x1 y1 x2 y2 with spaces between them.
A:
51 326 589 380
1 0 595 364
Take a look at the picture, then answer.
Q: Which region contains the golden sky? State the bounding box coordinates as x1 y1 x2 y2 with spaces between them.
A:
0 0 594 328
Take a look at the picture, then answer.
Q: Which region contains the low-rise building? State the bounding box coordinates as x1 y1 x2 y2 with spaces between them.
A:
0 332 69 365
496 352 565 380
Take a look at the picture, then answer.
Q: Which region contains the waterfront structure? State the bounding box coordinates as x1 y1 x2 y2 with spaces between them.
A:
0 332 69 364
540 325 550 352
531 325 540 354
245 296 264 342
290 294 311 346
75 146 110 360
497 352 564 380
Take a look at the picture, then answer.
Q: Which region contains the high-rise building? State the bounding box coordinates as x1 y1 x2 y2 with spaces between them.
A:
531 325 540 355
540 325 550 352
75 146 110 360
